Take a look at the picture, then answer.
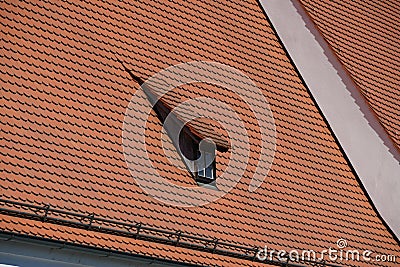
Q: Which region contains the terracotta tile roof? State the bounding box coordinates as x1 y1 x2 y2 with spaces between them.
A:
297 0 400 149
0 0 399 266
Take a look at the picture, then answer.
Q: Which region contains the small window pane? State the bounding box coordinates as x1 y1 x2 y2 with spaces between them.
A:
205 152 213 168
198 168 205 177
205 165 213 179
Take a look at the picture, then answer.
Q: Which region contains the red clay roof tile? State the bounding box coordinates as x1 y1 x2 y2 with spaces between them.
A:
298 0 400 150
0 0 399 266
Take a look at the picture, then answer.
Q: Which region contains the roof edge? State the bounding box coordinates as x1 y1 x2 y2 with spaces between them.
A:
0 231 199 267
258 0 400 240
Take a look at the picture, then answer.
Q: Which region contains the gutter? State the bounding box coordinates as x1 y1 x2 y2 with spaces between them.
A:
0 232 199 267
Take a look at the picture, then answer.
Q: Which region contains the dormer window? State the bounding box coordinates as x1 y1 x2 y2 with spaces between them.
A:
197 151 215 180
179 131 217 184
123 69 230 186
196 141 216 184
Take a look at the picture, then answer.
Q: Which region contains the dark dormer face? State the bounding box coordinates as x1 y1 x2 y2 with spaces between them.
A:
133 76 230 186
